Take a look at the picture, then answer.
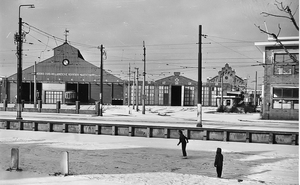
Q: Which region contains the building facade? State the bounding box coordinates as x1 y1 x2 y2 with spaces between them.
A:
255 37 299 120
207 63 247 107
1 42 124 105
124 72 232 107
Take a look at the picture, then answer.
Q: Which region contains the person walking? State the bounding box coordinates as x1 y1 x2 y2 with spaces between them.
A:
177 130 188 159
214 147 224 178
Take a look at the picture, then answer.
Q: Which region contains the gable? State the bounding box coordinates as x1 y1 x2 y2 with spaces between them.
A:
155 74 197 86
7 43 122 83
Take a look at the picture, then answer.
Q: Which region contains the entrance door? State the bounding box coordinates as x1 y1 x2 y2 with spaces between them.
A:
171 86 182 106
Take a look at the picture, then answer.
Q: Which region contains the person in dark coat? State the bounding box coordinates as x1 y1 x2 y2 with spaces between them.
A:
177 130 188 159
214 147 223 178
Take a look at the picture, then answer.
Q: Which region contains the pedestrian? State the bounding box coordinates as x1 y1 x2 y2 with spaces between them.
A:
177 130 188 159
214 147 223 178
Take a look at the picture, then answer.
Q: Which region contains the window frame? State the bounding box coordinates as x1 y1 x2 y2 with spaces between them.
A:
272 87 299 110
273 52 299 75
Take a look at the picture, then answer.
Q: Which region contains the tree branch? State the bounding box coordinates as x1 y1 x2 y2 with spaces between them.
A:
255 24 299 63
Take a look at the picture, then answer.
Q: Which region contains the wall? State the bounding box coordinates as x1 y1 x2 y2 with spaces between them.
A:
262 46 299 120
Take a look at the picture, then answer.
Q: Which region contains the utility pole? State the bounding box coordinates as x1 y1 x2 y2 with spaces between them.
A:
135 67 139 112
16 4 35 119
33 61 37 108
196 25 202 127
254 71 257 107
132 71 135 109
142 41 146 114
221 73 223 106
128 63 131 107
99 45 104 116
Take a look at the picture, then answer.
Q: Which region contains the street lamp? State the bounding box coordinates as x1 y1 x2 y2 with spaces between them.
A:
16 4 35 119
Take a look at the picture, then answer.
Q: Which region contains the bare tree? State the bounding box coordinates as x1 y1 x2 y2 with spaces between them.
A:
255 1 299 63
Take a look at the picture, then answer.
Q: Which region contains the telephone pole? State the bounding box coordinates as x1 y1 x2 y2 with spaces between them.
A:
135 67 139 112
132 71 135 109
99 45 104 116
254 71 257 108
142 41 146 114
128 63 131 107
196 25 203 127
33 61 37 108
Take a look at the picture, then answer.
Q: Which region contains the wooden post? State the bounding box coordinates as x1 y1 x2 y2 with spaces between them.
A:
164 128 169 138
32 122 38 131
129 126 133 136
95 125 101 135
147 127 151 138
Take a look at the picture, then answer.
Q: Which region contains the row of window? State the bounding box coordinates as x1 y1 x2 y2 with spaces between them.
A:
274 53 299 75
272 87 299 110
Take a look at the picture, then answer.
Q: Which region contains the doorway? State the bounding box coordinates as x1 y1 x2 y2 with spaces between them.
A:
171 86 181 106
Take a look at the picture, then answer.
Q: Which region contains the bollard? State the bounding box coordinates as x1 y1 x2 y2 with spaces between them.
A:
11 148 20 170
76 101 80 114
38 100 42 112
56 101 61 113
3 99 8 111
61 151 69 175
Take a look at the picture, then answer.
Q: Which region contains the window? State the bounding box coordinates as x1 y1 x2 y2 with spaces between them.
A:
274 53 299 75
45 91 63 104
184 86 194 106
211 86 220 106
272 87 299 109
159 86 169 105
202 87 209 106
145 85 155 105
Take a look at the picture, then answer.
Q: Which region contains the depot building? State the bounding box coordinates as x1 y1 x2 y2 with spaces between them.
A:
1 42 124 105
1 42 246 107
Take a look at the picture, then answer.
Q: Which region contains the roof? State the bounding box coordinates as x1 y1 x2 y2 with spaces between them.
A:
7 43 123 83
254 36 299 52
155 72 197 86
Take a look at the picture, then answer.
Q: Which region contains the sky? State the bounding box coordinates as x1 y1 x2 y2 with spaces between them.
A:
0 0 299 89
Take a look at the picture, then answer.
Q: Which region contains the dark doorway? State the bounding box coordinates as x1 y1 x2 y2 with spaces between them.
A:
171 86 181 106
66 83 89 104
29 83 42 103
78 84 88 103
21 83 30 103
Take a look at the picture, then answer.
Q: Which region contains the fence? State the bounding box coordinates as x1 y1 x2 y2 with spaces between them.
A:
0 119 298 145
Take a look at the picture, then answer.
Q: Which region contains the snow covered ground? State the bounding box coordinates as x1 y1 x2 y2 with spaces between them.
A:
0 106 298 185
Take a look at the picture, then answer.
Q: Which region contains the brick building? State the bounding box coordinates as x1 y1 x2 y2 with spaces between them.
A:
255 37 299 120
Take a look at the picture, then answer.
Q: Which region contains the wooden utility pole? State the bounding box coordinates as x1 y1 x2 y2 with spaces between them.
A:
128 63 131 107
33 61 37 108
99 45 103 116
132 71 135 109
254 71 257 107
196 25 202 127
135 68 139 112
142 41 146 114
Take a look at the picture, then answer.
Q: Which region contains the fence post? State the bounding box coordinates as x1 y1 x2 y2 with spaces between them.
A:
38 100 42 112
76 101 80 114
3 99 8 111
95 102 100 116
56 101 61 113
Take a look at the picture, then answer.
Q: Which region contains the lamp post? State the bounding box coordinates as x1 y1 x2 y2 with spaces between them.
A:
16 4 35 120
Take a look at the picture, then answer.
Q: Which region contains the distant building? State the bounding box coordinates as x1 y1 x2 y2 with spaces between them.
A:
255 37 299 120
1 42 124 105
207 63 247 107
